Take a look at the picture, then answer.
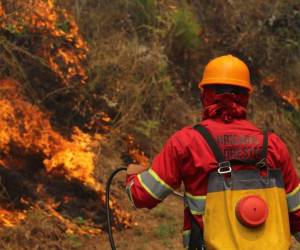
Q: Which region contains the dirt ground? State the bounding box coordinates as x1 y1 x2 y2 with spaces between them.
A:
81 193 183 250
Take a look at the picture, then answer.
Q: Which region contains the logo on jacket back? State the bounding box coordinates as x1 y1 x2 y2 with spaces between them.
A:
216 134 262 160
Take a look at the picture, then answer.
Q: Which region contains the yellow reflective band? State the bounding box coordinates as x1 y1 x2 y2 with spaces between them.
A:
287 184 300 198
290 204 300 213
185 192 206 200
148 169 173 191
137 169 173 201
184 192 206 215
190 210 204 215
183 229 191 235
137 174 161 201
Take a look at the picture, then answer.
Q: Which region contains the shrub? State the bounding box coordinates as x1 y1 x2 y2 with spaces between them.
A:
169 5 201 51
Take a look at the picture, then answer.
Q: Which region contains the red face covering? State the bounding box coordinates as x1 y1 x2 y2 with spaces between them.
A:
201 87 249 123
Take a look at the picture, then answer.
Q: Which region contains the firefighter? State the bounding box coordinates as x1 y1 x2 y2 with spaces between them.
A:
126 55 300 250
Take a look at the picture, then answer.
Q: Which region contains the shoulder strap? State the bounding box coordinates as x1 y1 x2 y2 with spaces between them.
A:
188 217 205 250
257 130 268 167
261 130 268 159
193 124 225 163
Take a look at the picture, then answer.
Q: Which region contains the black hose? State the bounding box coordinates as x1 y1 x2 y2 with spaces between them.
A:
105 167 184 250
105 167 127 250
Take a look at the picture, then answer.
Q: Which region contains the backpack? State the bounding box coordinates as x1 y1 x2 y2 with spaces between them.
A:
189 124 291 250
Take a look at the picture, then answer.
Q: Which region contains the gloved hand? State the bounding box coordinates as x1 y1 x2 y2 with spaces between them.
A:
127 163 148 175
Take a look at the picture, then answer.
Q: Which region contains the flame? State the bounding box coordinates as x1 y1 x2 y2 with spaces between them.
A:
262 75 300 110
0 79 97 188
0 79 131 230
86 112 112 131
0 209 26 227
280 90 300 109
0 4 3 16
126 135 149 168
0 0 132 232
261 74 278 87
0 0 88 85
43 127 102 190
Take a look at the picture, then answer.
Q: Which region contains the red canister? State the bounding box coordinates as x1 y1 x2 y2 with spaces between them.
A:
236 195 268 227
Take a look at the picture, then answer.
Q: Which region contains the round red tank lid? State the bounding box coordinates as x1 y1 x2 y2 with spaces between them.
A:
235 195 268 227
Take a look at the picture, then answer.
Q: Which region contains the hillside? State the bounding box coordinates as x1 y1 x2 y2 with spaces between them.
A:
0 0 300 249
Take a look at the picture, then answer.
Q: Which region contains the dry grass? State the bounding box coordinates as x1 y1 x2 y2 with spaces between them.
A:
0 209 79 250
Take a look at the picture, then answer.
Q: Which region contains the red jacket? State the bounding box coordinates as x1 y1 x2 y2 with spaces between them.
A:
126 118 300 239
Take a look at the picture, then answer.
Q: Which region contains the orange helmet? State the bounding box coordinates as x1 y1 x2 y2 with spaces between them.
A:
199 55 253 92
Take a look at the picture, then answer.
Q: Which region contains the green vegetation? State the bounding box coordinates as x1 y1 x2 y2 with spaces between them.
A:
130 0 157 30
169 5 201 50
66 234 83 249
154 223 176 238
285 110 300 133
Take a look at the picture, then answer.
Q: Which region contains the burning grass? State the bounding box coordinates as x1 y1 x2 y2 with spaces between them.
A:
0 208 87 249
0 79 99 188
0 0 136 238
0 0 88 85
261 74 300 110
0 79 132 235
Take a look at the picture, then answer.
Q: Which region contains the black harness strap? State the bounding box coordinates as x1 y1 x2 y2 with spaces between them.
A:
189 217 205 250
259 130 268 166
193 124 225 163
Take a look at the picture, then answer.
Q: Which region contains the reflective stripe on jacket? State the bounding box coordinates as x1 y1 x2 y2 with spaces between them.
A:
126 118 300 245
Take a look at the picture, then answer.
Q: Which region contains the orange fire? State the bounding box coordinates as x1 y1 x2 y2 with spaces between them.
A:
0 0 132 233
0 79 97 187
262 74 300 110
0 79 131 230
0 209 26 227
280 90 300 109
0 0 88 85
261 74 278 87
126 135 150 168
